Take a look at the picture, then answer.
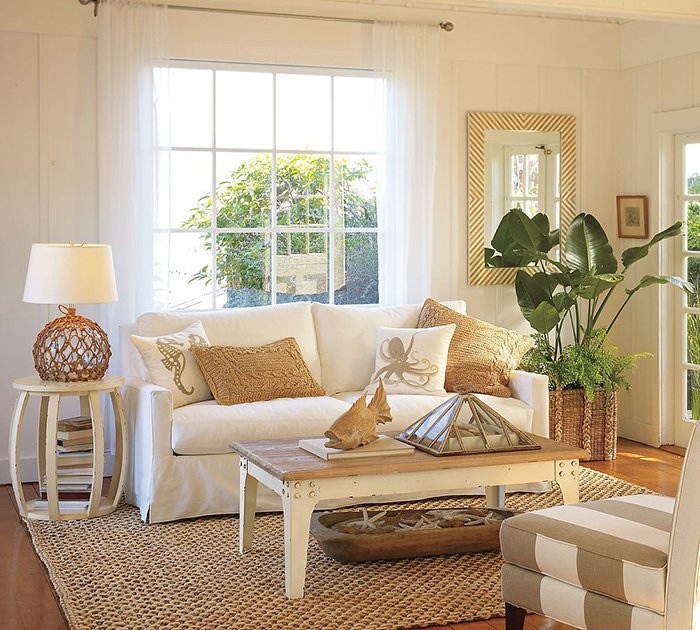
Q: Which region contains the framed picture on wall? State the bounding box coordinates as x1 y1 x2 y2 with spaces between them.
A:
617 195 648 239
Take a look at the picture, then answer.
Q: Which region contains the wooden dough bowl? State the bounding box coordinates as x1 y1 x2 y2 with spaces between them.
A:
310 508 518 563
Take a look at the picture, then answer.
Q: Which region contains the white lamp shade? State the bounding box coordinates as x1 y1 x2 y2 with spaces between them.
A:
23 243 118 305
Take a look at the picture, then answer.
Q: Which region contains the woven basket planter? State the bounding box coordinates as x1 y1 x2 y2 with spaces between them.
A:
549 387 618 461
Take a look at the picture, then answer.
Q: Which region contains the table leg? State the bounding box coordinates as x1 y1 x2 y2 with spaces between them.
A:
87 391 105 517
282 483 319 599
107 390 128 509
485 485 505 508
239 458 258 554
9 391 30 518
556 460 580 505
45 395 61 520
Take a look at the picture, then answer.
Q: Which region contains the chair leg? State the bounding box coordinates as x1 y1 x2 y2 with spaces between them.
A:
505 603 527 630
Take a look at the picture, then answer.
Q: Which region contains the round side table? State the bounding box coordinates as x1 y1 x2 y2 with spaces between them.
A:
9 375 128 521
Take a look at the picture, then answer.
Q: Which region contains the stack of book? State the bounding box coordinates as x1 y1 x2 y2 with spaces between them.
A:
35 416 95 508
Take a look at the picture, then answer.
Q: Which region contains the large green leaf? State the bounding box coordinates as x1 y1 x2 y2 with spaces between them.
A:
566 213 618 275
529 302 563 334
507 209 549 252
621 222 684 269
625 274 694 297
574 273 625 299
515 270 551 320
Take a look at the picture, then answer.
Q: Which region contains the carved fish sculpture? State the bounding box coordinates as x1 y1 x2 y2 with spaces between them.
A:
324 380 393 450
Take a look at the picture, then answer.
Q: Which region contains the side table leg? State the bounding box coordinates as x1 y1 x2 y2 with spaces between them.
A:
485 485 506 508
45 394 61 520
9 392 30 518
107 390 128 510
88 391 105 517
239 458 258 554
556 460 580 505
37 396 49 487
282 485 318 599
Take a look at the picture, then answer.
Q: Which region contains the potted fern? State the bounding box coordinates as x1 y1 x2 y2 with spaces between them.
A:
485 209 692 460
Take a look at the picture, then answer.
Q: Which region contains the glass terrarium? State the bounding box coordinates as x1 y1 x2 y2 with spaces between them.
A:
395 394 541 456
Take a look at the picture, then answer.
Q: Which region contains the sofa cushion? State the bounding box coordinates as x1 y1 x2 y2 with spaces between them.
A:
172 396 350 455
500 494 674 615
313 301 466 395
137 302 322 385
332 390 533 434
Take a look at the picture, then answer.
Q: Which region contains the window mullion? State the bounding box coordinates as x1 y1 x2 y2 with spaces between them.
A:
211 70 218 310
271 71 278 306
329 76 335 305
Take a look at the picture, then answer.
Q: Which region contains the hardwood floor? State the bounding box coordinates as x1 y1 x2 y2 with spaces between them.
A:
1 439 684 630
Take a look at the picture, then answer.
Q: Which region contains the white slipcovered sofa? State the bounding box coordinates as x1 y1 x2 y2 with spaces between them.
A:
120 301 549 524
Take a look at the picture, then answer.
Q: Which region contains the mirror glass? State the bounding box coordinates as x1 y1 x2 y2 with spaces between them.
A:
484 130 561 244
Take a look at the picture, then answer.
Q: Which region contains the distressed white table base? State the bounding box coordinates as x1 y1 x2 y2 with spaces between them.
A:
238 457 580 599
10 376 127 521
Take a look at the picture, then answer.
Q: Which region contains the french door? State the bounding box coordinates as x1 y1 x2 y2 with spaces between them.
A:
675 131 700 446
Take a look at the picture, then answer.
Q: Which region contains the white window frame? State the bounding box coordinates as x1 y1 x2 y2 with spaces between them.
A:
675 131 700 445
160 60 381 310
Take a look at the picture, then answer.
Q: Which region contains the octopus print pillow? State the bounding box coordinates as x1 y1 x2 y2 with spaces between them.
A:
130 321 212 408
368 324 456 396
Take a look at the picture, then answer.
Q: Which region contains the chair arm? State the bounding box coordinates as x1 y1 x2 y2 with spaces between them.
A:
122 378 173 515
509 370 550 438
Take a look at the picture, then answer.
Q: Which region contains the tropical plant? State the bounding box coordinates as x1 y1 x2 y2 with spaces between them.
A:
485 208 693 394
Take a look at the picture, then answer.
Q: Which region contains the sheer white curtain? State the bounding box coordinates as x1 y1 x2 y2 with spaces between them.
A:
373 22 440 306
97 0 169 374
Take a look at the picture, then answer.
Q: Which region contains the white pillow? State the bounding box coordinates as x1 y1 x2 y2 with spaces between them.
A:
130 321 212 408
368 324 456 396
312 301 466 395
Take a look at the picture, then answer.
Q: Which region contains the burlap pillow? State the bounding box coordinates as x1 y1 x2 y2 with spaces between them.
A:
191 338 325 406
417 299 534 397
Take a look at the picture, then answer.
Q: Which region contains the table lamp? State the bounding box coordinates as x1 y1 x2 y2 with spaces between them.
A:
23 243 118 382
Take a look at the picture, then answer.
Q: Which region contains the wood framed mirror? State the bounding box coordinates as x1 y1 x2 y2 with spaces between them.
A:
467 112 577 285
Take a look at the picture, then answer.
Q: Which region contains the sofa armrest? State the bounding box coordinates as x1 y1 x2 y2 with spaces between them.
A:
509 370 550 439
122 378 173 518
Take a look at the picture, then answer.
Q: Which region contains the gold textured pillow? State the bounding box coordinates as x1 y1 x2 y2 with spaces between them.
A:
417 299 533 397
191 338 325 406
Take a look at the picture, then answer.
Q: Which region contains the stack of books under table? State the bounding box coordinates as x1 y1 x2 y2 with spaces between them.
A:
35 416 94 509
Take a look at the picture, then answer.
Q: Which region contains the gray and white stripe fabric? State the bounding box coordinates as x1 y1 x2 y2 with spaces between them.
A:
500 494 674 615
502 564 664 630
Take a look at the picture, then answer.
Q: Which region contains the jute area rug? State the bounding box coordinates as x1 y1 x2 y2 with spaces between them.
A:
26 468 654 630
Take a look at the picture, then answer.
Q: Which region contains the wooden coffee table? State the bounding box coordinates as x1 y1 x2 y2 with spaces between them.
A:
230 433 587 599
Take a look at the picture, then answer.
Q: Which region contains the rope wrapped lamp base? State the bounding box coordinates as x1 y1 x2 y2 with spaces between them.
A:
32 305 111 382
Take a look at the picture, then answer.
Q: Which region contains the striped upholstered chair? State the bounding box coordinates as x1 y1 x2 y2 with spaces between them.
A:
500 423 700 630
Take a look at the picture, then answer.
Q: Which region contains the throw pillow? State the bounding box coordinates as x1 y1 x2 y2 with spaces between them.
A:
367 324 456 396
191 338 325 406
418 298 534 397
130 321 212 408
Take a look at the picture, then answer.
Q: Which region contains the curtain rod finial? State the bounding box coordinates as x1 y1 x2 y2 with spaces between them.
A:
79 0 100 17
440 22 454 32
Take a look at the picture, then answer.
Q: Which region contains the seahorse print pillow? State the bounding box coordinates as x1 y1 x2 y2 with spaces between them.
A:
130 321 212 408
367 324 457 396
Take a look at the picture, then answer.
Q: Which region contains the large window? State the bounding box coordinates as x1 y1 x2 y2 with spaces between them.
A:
161 63 381 310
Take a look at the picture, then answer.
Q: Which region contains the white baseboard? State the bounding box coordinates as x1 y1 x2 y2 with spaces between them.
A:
618 417 655 446
1 453 115 486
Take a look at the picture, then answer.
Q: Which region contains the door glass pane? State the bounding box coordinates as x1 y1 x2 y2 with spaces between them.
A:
511 154 524 197
334 233 378 305
334 155 377 228
525 200 539 217
688 314 700 365
276 154 329 227
216 233 271 308
687 257 700 307
527 154 539 196
687 369 700 420
173 151 213 230
334 77 381 152
276 232 328 303
687 201 700 252
216 71 273 150
215 153 271 228
276 74 331 150
685 143 700 195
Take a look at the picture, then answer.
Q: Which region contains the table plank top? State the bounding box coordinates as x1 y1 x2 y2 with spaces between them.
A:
230 432 588 481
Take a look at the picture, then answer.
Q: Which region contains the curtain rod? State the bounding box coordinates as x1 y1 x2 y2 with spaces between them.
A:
78 0 454 30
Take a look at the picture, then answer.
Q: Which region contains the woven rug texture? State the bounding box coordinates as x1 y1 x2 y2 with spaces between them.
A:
25 468 654 630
